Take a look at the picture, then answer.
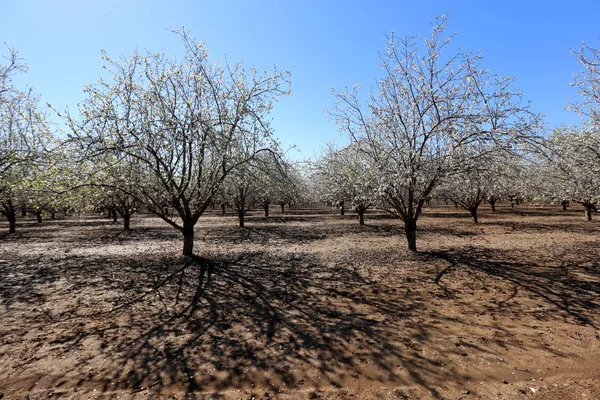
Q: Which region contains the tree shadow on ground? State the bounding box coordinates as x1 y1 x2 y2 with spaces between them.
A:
1 251 507 399
247 215 312 223
0 217 139 243
419 225 483 238
421 211 478 219
423 205 586 220
493 205 600 219
484 219 599 234
427 245 600 328
200 225 329 245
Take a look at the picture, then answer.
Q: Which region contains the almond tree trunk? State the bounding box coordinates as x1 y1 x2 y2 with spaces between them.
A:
182 220 195 257
585 204 594 221
404 219 417 252
3 201 17 233
238 210 245 227
9 216 16 233
469 207 479 223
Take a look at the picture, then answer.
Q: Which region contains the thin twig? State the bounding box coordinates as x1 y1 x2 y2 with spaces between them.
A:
131 379 162 394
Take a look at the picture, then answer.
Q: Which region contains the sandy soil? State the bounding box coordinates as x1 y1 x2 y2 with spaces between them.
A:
0 203 599 399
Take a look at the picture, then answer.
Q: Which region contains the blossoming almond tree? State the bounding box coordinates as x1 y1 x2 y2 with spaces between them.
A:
253 153 286 218
312 145 351 216
330 16 540 251
570 42 600 128
1 47 53 233
538 127 600 220
484 155 532 211
273 162 304 213
533 42 600 219
220 162 260 228
314 144 379 225
63 29 290 256
437 159 494 223
438 150 532 220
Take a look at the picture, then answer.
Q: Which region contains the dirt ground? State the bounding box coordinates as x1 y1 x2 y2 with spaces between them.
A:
1 203 599 400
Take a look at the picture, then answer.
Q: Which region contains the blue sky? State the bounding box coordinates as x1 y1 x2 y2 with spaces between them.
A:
2 0 599 160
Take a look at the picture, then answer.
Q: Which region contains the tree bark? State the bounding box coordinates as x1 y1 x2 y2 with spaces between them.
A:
221 203 226 216
469 207 479 223
489 199 497 212
21 209 27 217
123 214 131 230
182 221 195 257
358 210 365 225
340 201 345 216
404 219 417 252
51 210 56 219
7 213 16 234
585 205 594 221
263 205 269 217
35 211 43 224
112 209 118 223
238 210 245 227
280 203 285 213
561 200 569 211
